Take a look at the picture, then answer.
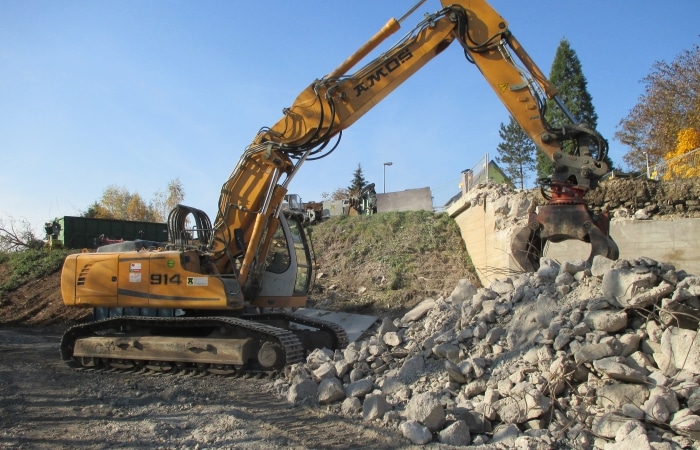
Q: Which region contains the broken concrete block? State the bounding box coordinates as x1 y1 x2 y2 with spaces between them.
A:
591 255 615 277
661 327 700 375
450 278 478 303
397 355 424 382
345 378 373 398
437 420 471 446
596 383 649 410
312 361 337 380
491 423 521 446
399 420 432 445
573 340 618 365
341 396 361 415
670 409 700 437
306 348 333 369
583 310 628 333
593 357 648 383
287 379 317 403
591 414 637 439
362 393 391 422
382 331 401 347
318 378 345 404
405 392 446 432
402 298 436 322
602 268 658 308
629 280 675 308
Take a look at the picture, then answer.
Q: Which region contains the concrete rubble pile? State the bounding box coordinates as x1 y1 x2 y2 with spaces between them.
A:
269 256 700 449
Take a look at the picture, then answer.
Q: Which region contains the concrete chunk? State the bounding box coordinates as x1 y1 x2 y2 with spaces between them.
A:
400 420 432 445
406 392 446 431
318 378 345 404
438 420 471 446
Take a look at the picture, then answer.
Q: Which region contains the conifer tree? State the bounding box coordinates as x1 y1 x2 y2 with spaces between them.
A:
495 116 536 189
537 38 613 178
347 164 368 196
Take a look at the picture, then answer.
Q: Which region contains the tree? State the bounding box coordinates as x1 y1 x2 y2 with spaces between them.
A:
151 178 186 222
662 127 700 180
83 179 185 222
0 216 44 251
347 164 367 196
538 38 613 178
495 116 536 189
616 45 700 172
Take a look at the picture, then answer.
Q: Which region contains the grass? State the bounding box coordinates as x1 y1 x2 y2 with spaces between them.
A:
0 249 69 299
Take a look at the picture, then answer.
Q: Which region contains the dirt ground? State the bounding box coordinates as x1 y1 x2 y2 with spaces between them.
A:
0 326 426 450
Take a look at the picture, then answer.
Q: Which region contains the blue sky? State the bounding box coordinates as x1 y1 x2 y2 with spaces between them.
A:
2 0 699 233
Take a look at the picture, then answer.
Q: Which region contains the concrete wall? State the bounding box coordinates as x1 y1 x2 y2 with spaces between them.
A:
447 196 523 288
448 195 700 288
377 187 433 213
544 219 700 276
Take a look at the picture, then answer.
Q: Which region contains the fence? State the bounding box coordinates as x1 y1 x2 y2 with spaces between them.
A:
462 153 491 193
639 147 700 180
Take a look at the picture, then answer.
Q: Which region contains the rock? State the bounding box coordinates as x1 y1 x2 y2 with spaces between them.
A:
341 397 362 415
491 423 520 446
402 298 436 322
660 327 700 375
345 378 373 398
312 362 337 380
376 317 397 335
562 260 589 275
462 379 487 398
593 357 648 383
602 268 658 308
432 342 460 361
591 414 637 439
348 368 364 382
437 420 471 446
399 420 432 445
306 348 333 369
453 408 492 433
629 281 675 308
405 392 446 432
397 355 424 382
583 310 628 333
591 255 615 277
450 279 478 303
318 378 345 404
574 340 618 365
287 379 317 403
607 433 652 450
382 331 401 347
597 383 649 410
687 388 700 413
670 410 700 437
362 394 391 422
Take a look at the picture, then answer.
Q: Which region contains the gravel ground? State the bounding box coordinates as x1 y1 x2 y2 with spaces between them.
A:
0 326 422 450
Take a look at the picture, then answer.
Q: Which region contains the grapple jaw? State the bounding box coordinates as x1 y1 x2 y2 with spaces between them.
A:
511 184 619 272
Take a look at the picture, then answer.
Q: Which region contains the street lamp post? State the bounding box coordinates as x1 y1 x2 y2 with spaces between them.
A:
383 162 393 193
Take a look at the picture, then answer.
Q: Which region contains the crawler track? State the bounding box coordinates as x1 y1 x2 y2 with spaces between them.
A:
60 313 348 377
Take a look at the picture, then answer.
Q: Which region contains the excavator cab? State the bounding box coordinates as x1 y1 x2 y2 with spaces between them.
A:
253 212 313 308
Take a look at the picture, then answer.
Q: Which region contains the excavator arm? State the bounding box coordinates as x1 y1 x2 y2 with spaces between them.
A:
211 0 617 293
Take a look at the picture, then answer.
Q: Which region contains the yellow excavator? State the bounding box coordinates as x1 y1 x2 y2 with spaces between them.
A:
60 0 618 374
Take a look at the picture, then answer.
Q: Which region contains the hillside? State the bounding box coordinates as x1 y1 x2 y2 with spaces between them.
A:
307 210 478 317
0 211 477 325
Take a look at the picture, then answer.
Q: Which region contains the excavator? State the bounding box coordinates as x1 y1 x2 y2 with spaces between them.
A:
60 0 619 374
